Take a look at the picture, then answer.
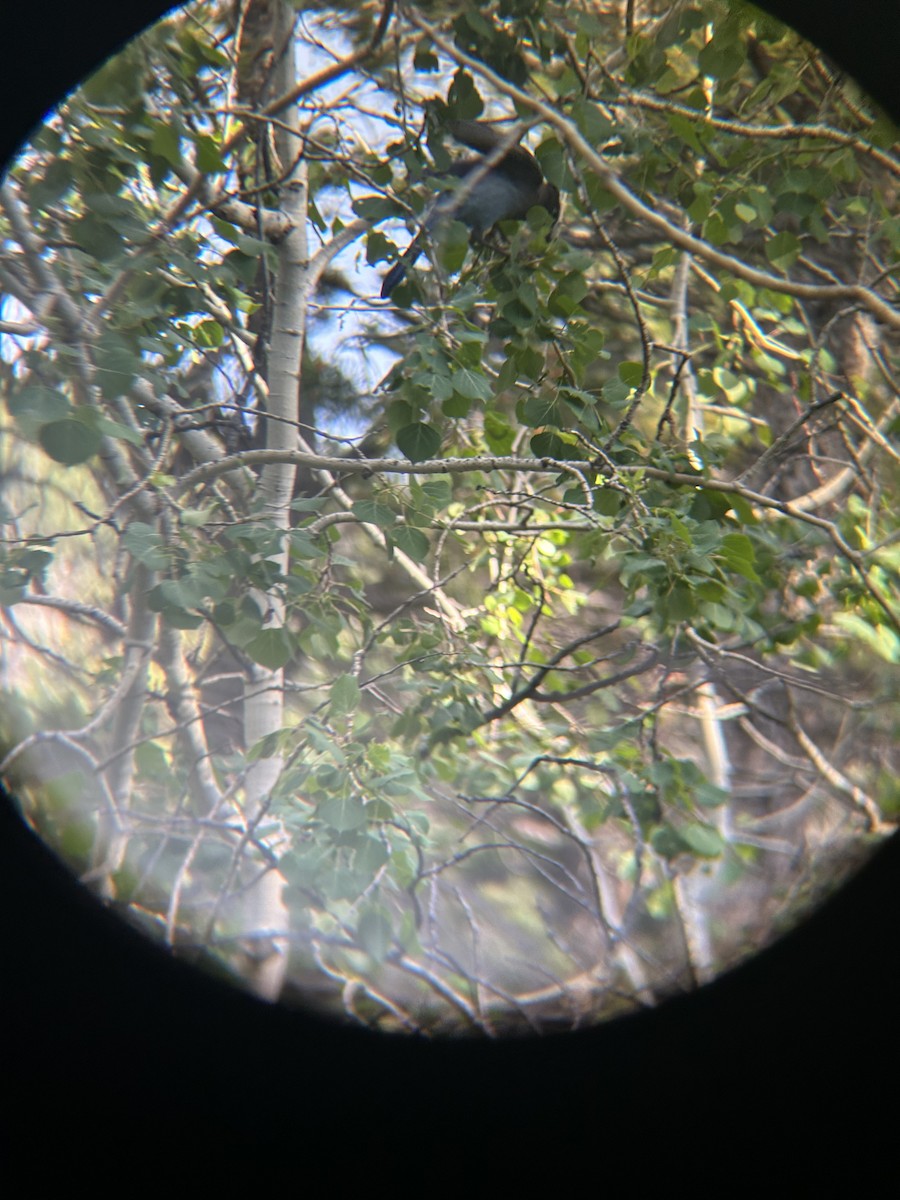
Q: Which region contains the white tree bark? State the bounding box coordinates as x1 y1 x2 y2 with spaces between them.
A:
237 0 309 1001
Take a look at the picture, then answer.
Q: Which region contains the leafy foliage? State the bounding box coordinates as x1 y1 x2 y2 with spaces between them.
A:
1 0 898 1035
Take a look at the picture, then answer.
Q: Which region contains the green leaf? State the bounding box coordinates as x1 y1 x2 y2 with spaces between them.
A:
420 478 452 507
289 531 327 559
70 214 125 261
681 822 726 858
352 498 397 530
181 505 217 528
193 319 224 348
618 361 644 388
521 392 564 428
16 548 54 584
317 792 367 832
355 836 390 876
392 526 430 560
0 572 27 606
122 522 170 569
330 673 361 716
397 422 441 462
698 34 744 81
602 378 632 408
413 38 439 72
483 411 515 454
92 413 146 448
6 384 70 422
446 67 485 119
451 367 492 402
530 430 571 459
246 627 294 670
94 334 140 397
147 576 205 613
150 120 183 168
665 581 695 621
666 112 707 158
651 825 686 859
353 194 401 222
834 613 900 664
367 228 397 265
696 781 729 809
193 133 225 174
161 608 204 631
391 848 417 889
441 392 471 419
38 419 101 465
765 231 801 270
720 533 761 583
571 98 614 142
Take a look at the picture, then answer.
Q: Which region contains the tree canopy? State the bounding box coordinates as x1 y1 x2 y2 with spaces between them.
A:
1 0 897 1035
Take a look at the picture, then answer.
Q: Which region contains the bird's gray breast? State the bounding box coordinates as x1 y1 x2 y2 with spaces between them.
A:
430 171 531 238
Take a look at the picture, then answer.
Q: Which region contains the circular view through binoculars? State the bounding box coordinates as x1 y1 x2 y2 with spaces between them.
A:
1 0 897 1036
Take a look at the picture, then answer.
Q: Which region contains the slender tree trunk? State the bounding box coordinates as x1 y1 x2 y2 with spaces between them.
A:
236 0 309 1001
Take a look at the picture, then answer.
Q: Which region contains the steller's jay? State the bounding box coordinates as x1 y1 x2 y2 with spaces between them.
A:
380 119 560 299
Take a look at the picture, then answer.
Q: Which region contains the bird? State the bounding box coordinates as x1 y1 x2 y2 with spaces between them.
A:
380 119 561 299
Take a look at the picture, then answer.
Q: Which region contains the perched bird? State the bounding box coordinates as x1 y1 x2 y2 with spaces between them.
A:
380 119 560 299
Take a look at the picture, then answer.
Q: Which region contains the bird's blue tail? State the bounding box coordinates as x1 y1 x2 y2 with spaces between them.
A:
381 259 407 298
